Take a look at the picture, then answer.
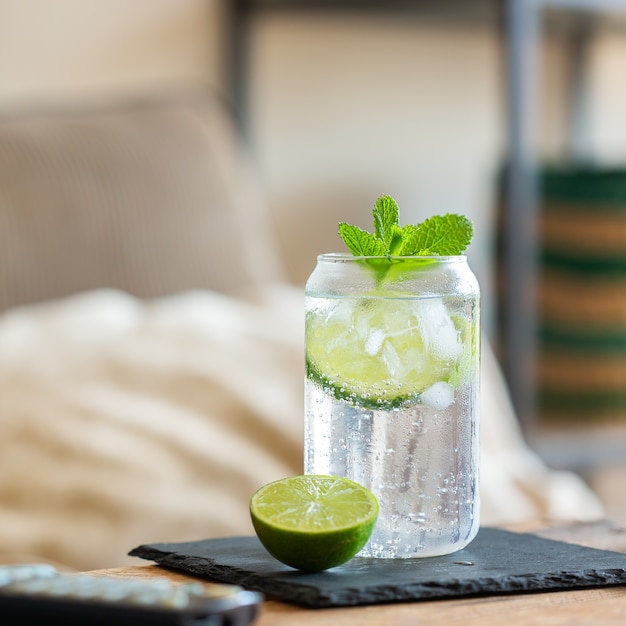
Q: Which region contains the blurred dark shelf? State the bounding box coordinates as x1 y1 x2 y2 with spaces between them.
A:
232 0 626 28
233 0 503 23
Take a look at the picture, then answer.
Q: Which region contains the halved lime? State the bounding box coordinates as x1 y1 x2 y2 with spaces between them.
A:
306 294 463 409
249 475 378 572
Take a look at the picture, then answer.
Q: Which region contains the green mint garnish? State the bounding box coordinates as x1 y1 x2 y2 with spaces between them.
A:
339 195 473 257
337 223 387 257
338 195 474 283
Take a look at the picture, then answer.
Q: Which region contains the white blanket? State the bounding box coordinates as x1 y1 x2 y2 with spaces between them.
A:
0 287 603 570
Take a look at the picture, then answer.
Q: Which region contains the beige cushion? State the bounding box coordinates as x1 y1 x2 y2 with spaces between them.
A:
0 287 305 570
0 90 285 312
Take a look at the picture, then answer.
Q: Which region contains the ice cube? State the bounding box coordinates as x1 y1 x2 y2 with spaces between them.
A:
327 298 355 325
381 340 402 377
415 299 462 361
365 329 385 356
420 381 455 409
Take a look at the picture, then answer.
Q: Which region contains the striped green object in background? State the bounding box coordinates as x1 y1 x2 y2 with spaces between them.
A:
538 167 626 424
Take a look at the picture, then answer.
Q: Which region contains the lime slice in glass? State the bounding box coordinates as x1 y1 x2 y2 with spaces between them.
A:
249 475 378 572
306 295 463 409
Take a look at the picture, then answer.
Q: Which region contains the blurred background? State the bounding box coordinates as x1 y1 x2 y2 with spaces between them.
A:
1 0 626 563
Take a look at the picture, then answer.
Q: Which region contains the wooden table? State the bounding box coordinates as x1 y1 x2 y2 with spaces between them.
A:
90 520 626 625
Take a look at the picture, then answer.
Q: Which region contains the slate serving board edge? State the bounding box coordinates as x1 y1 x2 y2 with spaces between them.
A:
128 529 626 609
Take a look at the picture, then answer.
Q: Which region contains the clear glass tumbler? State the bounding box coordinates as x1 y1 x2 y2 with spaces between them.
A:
304 254 480 558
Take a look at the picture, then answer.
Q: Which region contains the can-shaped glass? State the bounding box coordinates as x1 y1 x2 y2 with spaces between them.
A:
304 254 480 558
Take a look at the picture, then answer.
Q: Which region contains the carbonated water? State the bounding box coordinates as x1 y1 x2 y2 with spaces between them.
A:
305 290 479 558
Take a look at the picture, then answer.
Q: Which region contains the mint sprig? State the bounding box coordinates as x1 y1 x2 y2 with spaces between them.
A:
338 195 474 283
339 195 473 257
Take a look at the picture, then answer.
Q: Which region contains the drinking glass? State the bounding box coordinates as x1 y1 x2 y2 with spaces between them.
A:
304 254 480 558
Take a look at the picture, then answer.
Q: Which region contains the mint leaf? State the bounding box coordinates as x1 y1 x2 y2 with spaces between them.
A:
337 196 474 283
338 223 387 256
395 224 421 255
387 224 405 255
408 214 474 256
373 195 400 248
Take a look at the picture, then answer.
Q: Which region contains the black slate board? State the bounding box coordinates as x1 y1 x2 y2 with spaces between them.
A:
128 528 626 608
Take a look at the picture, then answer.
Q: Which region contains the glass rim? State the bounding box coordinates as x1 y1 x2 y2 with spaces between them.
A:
317 253 468 262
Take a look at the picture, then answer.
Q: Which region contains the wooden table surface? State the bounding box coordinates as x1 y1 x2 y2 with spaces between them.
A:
90 520 626 625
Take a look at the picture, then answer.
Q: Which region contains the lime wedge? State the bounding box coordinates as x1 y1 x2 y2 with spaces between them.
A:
306 295 463 409
249 475 378 572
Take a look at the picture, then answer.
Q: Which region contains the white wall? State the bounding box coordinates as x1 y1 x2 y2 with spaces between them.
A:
587 31 626 164
0 0 223 102
248 17 500 327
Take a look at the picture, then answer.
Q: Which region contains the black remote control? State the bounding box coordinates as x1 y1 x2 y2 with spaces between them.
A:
0 563 263 625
